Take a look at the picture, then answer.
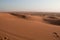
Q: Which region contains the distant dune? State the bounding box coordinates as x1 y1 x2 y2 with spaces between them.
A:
0 13 60 40
43 16 60 26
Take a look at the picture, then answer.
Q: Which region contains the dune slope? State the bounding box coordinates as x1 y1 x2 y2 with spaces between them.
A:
0 13 60 40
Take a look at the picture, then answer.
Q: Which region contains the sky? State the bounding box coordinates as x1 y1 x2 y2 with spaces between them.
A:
0 0 60 12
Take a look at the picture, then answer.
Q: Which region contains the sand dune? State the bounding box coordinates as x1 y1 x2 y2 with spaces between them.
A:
0 13 60 40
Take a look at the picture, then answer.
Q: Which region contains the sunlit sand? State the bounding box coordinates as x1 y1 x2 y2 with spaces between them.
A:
0 12 60 40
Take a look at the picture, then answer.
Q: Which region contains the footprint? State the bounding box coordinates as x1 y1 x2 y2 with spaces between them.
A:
53 32 60 40
0 35 10 40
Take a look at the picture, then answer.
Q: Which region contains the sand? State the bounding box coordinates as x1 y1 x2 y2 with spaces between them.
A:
0 13 60 40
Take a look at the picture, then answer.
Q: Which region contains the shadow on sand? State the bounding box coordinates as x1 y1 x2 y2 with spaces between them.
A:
10 13 27 19
43 16 60 26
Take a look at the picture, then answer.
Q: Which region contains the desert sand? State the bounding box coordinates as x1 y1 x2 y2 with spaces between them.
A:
0 13 60 40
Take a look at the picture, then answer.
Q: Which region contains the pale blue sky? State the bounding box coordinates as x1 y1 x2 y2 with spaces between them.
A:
0 0 60 12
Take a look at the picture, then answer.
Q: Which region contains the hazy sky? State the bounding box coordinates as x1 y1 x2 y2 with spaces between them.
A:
0 0 60 12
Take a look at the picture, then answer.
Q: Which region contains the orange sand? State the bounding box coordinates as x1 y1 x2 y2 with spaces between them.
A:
0 13 60 40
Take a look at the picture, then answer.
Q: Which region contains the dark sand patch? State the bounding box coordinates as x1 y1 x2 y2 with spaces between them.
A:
43 16 60 26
